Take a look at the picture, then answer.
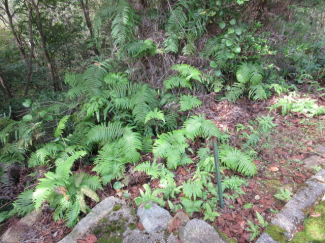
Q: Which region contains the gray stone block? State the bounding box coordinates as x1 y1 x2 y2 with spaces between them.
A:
59 196 124 243
137 202 172 233
178 219 226 243
256 233 279 243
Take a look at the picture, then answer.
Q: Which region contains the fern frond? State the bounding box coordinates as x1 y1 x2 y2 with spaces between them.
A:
66 201 81 227
236 62 252 83
164 34 179 53
182 180 203 200
87 122 125 145
104 73 129 85
80 187 99 202
219 146 257 176
166 6 187 33
179 95 202 111
153 130 188 170
54 116 70 138
126 39 156 58
249 84 267 100
164 76 192 90
131 84 157 125
225 83 245 102
172 64 201 82
145 108 165 124
183 115 220 140
11 189 34 217
134 161 161 179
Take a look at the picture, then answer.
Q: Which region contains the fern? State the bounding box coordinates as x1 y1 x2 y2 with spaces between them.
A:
135 184 165 207
54 115 70 138
179 94 202 111
134 161 161 179
130 84 158 125
33 162 101 228
183 114 220 140
154 179 181 200
164 34 179 54
87 122 126 144
153 130 189 170
225 62 268 102
11 189 34 217
219 146 257 176
180 197 203 216
182 180 203 200
172 64 201 82
126 39 156 58
91 125 141 184
164 76 192 90
145 108 165 124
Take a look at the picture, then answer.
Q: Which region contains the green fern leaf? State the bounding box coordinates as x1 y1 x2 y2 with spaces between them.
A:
180 95 202 111
219 146 257 176
183 115 220 140
182 181 203 200
54 116 70 138
80 187 99 202
172 64 201 82
145 108 165 124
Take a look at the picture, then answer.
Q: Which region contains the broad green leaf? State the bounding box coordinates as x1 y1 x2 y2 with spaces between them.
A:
226 40 233 46
210 61 218 68
230 19 236 25
22 99 32 108
228 28 234 34
234 47 241 53
215 70 222 77
235 28 243 35
22 114 33 121
219 22 226 29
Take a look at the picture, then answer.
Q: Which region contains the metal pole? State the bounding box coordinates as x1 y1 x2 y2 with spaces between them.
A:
213 136 224 209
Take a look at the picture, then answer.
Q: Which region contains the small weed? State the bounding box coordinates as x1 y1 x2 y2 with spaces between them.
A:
243 203 253 209
128 223 136 230
99 217 108 224
274 188 292 202
113 205 122 211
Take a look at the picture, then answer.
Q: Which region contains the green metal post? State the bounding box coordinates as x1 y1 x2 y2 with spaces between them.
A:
213 136 224 209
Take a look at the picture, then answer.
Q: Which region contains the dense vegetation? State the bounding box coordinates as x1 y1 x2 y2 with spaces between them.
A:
0 0 325 241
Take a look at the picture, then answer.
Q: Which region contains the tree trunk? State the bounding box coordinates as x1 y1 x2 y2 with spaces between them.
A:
0 65 12 98
24 0 34 96
79 0 100 55
2 0 27 61
31 0 60 91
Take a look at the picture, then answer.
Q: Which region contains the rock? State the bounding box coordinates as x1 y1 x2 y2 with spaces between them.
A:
168 211 190 232
316 145 325 154
178 219 226 243
137 202 172 233
256 169 325 242
302 155 325 169
59 196 124 243
1 210 42 243
256 233 279 243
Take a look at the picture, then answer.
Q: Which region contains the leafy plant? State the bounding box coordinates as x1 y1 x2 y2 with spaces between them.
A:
179 95 202 112
246 220 261 241
274 188 292 202
33 151 102 227
134 184 165 208
219 145 257 176
182 180 203 200
226 62 268 102
180 197 203 216
256 211 268 228
183 114 220 140
153 130 189 170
